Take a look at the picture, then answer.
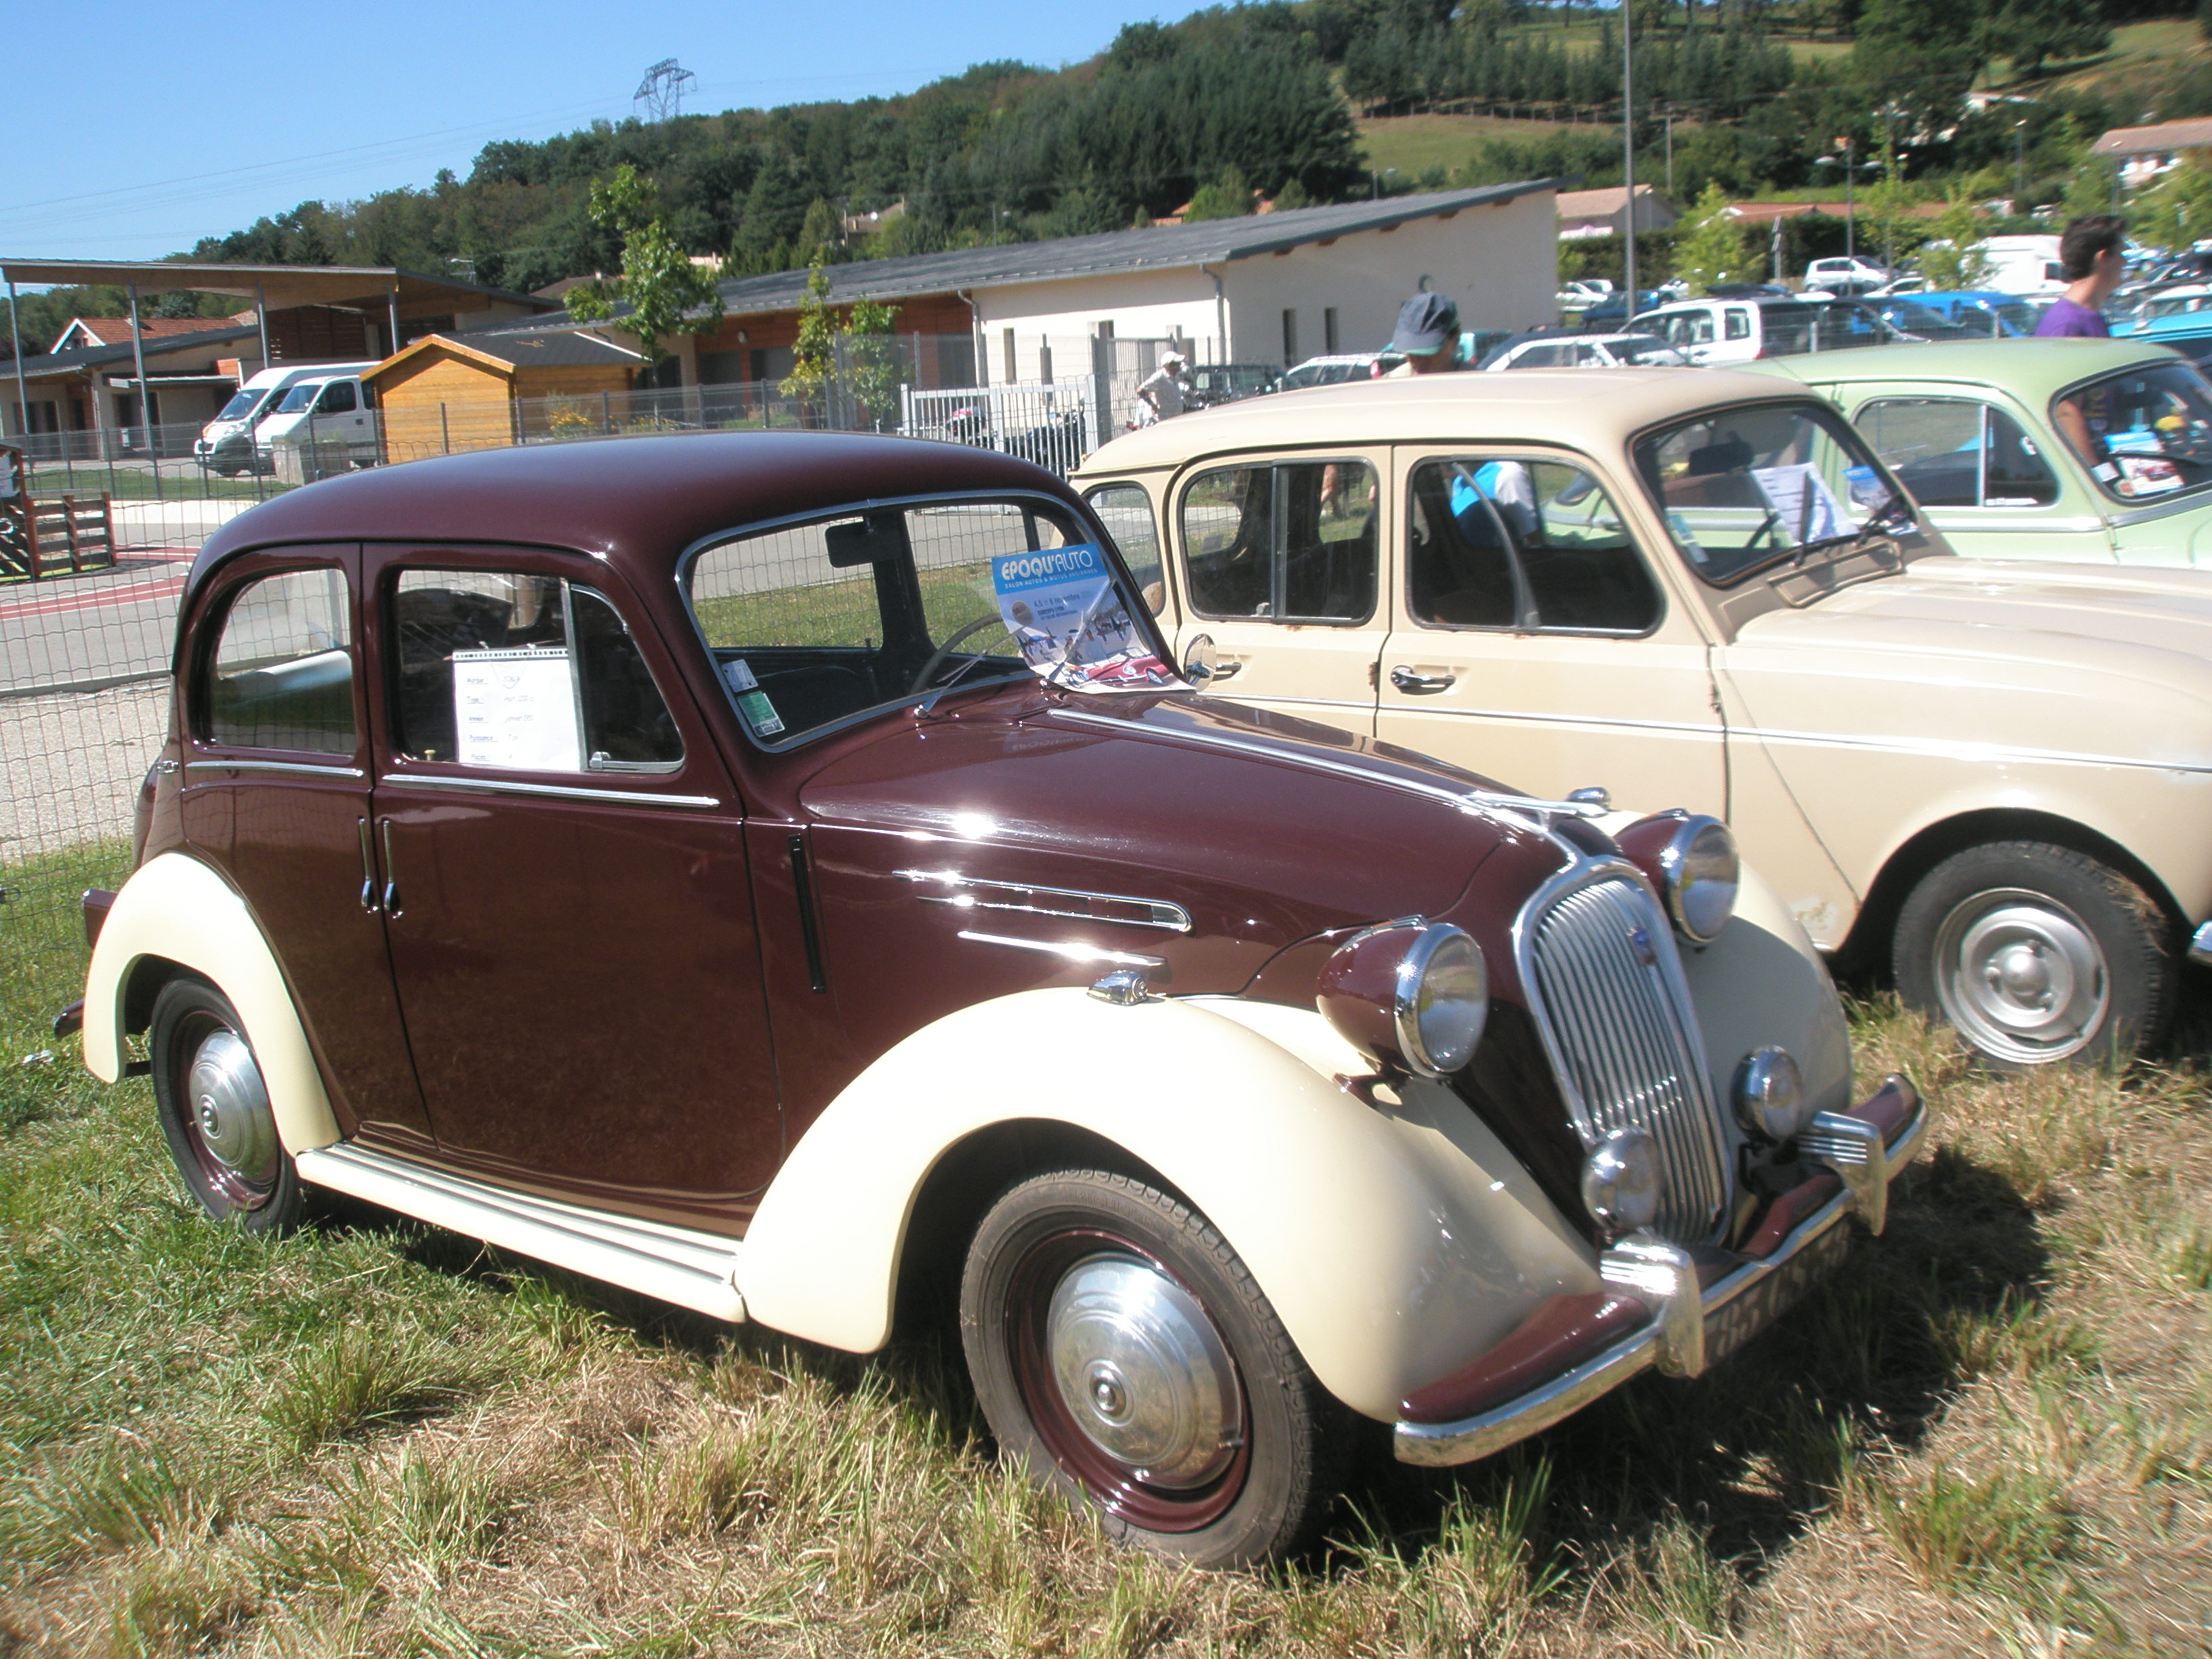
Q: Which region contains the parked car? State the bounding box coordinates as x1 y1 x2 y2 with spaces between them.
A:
1282 353 1384 390
1481 331 1689 370
1975 234 2068 297
2112 282 2212 334
1890 290 2048 339
254 371 382 476
1747 337 2212 567
1631 296 1913 366
67 430 1918 1568
2123 312 2212 371
1555 278 1615 310
1073 369 2212 1067
1803 256 1893 297
194 361 377 476
1182 362 1281 408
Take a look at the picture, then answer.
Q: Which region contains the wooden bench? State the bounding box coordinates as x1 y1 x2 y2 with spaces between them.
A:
0 493 117 579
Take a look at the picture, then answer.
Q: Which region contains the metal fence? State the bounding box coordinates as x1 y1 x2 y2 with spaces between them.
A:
0 340 1265 1019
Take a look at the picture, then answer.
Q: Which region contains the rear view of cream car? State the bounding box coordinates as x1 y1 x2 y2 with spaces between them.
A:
1076 371 2212 1067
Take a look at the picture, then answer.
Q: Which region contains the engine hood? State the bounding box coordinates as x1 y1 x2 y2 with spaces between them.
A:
1726 556 2212 769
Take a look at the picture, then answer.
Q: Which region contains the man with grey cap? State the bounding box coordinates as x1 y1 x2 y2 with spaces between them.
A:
1383 290 1462 376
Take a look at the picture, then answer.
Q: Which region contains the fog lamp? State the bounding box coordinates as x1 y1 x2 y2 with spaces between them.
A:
1582 1127 1661 1235
1732 1046 1808 1143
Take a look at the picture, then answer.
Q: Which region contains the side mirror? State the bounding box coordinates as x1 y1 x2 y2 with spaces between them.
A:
1181 633 1218 684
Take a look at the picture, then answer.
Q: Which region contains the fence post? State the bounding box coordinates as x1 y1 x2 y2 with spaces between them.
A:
601 390 613 434
441 403 451 455
1091 336 1115 450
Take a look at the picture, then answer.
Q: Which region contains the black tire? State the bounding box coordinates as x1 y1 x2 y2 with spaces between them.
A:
1892 840 2175 1068
149 978 304 1231
959 1168 1348 1568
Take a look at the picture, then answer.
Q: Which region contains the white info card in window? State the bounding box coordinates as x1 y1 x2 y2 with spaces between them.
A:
453 647 581 771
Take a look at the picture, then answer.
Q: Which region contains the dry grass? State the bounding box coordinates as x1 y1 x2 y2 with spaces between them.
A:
2 971 2209 1653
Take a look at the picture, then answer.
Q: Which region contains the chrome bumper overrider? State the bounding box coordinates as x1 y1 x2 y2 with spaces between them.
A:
1394 1076 1927 1467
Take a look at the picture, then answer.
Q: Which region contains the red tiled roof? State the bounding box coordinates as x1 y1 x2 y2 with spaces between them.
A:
51 316 240 350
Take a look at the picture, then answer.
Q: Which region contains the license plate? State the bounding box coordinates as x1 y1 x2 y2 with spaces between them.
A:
1702 1221 1852 1367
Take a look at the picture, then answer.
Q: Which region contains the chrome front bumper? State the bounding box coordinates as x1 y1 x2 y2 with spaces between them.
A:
1393 1073 1927 1467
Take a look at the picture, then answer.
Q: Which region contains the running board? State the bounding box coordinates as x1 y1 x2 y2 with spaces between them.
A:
295 1143 746 1322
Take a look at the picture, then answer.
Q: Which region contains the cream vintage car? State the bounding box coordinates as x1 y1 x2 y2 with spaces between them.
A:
1074 371 2212 1067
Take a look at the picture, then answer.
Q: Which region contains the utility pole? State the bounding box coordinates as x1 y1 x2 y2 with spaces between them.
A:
1622 5 1638 308
1662 103 1675 197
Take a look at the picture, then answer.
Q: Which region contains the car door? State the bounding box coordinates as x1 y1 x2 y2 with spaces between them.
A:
1847 390 2116 562
1374 449 1727 813
1165 452 1386 738
361 544 783 1223
178 548 430 1141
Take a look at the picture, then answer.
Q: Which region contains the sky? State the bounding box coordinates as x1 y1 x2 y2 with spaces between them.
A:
1 0 1206 267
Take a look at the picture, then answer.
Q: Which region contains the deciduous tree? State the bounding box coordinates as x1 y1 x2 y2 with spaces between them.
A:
565 164 724 365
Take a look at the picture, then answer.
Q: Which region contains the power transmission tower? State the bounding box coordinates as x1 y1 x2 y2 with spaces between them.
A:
634 60 697 123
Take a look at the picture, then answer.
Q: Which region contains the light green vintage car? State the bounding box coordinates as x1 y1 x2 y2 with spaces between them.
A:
1748 339 2212 567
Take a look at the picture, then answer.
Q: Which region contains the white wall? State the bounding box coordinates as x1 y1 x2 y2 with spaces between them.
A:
973 268 1221 384
1225 189 1559 366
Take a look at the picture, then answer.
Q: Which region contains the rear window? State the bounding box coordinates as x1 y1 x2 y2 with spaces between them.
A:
2054 361 2212 503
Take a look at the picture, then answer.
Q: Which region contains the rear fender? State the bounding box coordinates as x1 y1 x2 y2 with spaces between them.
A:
82 851 341 1156
737 989 1597 1422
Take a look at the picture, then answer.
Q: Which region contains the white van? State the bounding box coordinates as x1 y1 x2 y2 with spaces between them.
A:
1630 296 1908 365
194 362 377 476
253 369 382 476
1977 235 2068 297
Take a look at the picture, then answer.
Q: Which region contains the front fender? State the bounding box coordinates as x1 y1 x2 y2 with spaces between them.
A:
82 851 341 1156
737 989 1597 1422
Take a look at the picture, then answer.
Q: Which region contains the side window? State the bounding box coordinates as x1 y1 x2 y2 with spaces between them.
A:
1179 460 1376 623
1854 399 2057 509
1085 483 1166 613
204 568 356 754
1688 312 1717 346
1725 309 1752 341
318 381 357 415
1408 459 1660 635
390 570 682 772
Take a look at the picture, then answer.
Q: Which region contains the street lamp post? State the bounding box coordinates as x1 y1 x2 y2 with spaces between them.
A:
1813 139 1877 265
1622 5 1637 311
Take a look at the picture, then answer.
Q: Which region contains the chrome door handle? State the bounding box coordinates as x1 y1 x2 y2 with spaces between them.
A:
377 818 401 917
1209 658 1244 680
356 817 379 913
1390 666 1456 693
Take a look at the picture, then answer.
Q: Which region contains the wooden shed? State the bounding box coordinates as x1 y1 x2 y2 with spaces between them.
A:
364 331 642 462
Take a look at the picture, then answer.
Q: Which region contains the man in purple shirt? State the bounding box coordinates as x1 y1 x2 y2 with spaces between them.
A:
2034 215 2126 337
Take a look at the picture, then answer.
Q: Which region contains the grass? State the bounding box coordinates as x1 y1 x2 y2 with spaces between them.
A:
2 859 2209 1652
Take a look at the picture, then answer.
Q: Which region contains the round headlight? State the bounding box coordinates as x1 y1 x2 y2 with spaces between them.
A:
1733 1046 1807 1143
1581 1128 1660 1235
1659 815 1739 945
1393 924 1489 1078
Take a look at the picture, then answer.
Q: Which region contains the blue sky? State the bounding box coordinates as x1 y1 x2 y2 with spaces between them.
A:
1 1 1205 265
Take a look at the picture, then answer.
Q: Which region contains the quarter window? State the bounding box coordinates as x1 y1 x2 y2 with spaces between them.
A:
390 570 682 772
203 568 355 754
1408 459 1660 634
1084 483 1166 613
1853 398 2058 508
1179 459 1376 623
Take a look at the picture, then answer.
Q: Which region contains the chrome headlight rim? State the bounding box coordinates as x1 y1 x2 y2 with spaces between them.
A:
1389 922 1490 1079
1732 1045 1809 1143
1656 815 1739 946
1581 1126 1661 1235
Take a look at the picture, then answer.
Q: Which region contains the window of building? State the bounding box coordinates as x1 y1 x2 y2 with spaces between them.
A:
1282 308 1298 365
1324 307 1340 354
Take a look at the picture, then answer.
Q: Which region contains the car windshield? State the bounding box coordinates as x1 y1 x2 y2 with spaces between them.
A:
1633 401 1916 586
2053 360 2212 503
682 497 1172 745
215 387 266 422
272 382 324 414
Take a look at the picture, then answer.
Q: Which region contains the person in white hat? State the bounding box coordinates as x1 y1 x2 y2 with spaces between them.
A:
1136 350 1191 424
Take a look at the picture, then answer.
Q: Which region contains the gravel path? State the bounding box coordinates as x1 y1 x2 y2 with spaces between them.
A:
0 680 169 859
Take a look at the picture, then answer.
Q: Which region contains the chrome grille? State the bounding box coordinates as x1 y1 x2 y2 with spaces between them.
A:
1521 870 1733 1242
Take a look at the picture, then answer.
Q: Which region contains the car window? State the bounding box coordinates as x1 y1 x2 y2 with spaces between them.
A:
1854 398 2059 509
390 570 682 772
1084 483 1166 614
687 497 1153 745
1725 308 1752 341
1179 460 1377 624
203 567 355 754
317 381 357 415
1634 401 1914 585
2053 361 2212 502
1408 458 1660 634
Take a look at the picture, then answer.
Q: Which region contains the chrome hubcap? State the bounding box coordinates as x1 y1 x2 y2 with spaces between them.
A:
186 1028 277 1184
1933 888 2108 1063
1046 1254 1242 1489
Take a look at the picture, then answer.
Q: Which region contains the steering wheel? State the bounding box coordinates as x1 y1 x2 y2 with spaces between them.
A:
909 611 1017 695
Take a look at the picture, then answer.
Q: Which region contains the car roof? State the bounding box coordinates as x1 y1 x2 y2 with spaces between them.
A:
1740 337 2179 397
1076 367 1808 474
186 431 1070 606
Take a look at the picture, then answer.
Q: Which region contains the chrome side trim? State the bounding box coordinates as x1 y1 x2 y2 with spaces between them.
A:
2189 919 2212 968
293 1143 745 1322
1394 1080 1927 1467
896 868 1193 933
954 930 1166 969
378 773 722 809
1052 707 1607 824
186 758 365 779
1925 513 2109 534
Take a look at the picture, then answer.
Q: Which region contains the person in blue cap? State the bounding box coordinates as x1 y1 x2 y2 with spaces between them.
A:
1384 289 1462 376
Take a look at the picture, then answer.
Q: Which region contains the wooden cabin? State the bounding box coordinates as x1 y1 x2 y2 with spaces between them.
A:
364 331 642 462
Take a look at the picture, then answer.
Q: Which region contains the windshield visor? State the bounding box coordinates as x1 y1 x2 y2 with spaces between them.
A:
1634 402 1915 585
2055 361 2212 502
684 497 1172 747
272 383 324 415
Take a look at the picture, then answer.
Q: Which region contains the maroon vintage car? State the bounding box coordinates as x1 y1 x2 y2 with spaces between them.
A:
73 432 1923 1566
